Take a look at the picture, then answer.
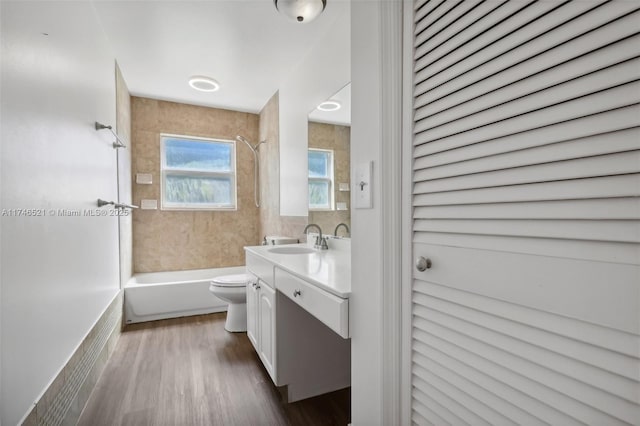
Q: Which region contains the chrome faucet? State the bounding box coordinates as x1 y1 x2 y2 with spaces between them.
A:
334 223 350 237
303 224 328 250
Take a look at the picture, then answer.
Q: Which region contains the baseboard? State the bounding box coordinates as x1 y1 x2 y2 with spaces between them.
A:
21 291 123 426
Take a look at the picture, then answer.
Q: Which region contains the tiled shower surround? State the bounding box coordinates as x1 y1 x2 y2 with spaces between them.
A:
130 97 261 272
21 293 123 426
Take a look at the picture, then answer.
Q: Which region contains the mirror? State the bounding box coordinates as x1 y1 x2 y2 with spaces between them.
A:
276 12 350 217
307 83 351 237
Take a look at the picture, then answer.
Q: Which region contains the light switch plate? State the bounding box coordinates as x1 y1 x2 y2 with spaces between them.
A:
136 173 152 184
354 161 372 209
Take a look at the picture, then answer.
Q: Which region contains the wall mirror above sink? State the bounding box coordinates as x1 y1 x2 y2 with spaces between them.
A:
307 83 351 238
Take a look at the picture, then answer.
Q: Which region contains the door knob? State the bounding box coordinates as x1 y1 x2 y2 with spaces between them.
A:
416 256 432 271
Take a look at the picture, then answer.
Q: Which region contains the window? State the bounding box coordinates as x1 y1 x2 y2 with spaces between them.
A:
308 149 334 210
160 134 236 210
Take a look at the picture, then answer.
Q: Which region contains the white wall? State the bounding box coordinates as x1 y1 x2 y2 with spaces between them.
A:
278 8 351 217
350 2 383 424
0 2 3 421
0 2 121 424
116 65 133 287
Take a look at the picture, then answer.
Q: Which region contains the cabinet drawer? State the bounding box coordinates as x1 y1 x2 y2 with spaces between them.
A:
275 267 349 338
246 251 274 288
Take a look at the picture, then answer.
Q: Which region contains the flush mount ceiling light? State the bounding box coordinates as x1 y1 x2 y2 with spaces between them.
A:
188 76 220 92
274 0 326 23
317 100 341 112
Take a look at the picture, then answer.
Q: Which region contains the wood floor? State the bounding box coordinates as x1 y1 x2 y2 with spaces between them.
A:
78 313 350 426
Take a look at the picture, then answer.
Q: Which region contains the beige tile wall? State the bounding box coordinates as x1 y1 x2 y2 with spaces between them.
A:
131 97 261 272
258 92 309 242
308 121 351 236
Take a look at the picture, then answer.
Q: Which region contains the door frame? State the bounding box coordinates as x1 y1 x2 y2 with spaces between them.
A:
352 0 411 423
378 0 411 425
399 0 415 424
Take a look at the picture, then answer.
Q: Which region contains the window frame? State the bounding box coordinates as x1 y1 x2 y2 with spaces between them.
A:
308 148 335 211
160 133 237 211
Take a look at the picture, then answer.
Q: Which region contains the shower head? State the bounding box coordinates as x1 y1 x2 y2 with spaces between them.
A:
236 135 266 152
236 135 250 145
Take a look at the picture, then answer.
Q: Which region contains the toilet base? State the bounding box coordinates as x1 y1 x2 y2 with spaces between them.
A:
225 303 247 332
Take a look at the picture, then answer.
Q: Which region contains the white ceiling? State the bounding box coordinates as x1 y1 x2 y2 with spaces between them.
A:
93 0 350 114
308 82 350 125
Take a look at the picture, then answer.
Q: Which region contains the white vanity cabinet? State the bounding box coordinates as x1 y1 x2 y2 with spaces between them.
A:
275 268 349 338
257 282 276 377
245 278 258 349
246 252 278 384
244 245 351 402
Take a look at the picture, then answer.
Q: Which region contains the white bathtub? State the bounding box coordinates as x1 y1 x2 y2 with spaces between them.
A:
124 266 246 324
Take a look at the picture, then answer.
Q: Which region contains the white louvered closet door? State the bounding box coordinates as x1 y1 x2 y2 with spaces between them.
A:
409 1 640 425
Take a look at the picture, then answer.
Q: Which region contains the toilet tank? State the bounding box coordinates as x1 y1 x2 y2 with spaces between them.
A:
264 235 299 245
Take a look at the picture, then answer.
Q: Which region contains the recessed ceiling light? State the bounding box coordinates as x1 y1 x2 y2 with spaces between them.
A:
317 100 341 112
188 76 220 92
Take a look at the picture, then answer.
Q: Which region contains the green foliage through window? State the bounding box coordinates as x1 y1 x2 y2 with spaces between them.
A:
308 149 333 210
161 135 236 209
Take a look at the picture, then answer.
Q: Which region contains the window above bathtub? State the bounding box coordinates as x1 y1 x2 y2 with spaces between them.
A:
160 134 236 210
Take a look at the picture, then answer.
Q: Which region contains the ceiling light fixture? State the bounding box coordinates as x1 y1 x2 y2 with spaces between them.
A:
317 100 341 112
188 76 220 92
274 0 326 23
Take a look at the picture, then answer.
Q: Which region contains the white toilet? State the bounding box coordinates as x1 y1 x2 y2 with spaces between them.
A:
209 236 298 333
209 273 251 332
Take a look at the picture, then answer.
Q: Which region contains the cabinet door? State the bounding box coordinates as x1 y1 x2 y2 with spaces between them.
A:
258 282 276 381
246 280 259 350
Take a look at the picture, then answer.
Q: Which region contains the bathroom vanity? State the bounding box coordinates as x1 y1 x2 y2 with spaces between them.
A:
244 239 351 402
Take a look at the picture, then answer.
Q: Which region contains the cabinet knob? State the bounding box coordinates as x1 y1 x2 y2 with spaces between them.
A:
415 256 432 272
256 284 261 290
293 289 301 297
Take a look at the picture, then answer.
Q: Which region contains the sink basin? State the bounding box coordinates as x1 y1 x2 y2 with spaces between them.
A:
268 246 316 255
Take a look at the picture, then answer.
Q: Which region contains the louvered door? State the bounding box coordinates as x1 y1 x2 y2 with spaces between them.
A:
409 1 640 424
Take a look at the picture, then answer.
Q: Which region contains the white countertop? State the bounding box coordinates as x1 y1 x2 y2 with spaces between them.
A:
244 240 351 298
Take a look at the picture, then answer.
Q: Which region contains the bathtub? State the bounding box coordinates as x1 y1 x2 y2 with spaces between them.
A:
124 266 246 324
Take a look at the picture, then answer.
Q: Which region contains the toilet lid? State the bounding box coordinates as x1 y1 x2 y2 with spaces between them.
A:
210 273 250 287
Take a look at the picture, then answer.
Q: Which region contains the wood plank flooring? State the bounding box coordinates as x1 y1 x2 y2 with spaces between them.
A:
77 313 350 426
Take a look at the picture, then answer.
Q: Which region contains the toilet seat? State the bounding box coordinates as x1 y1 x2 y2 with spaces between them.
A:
210 273 250 288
